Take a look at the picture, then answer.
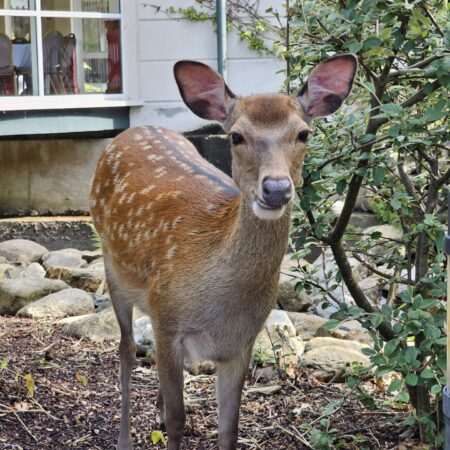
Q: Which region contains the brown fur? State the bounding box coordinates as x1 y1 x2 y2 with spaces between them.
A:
90 55 356 450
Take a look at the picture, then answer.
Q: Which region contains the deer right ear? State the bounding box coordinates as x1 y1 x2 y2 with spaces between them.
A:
174 61 236 122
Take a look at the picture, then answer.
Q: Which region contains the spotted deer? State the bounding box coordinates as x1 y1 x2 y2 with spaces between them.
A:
90 54 357 450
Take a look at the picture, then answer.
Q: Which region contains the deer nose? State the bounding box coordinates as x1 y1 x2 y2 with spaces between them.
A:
262 177 292 207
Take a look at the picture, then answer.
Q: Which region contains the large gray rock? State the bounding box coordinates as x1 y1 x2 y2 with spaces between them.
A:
0 239 48 266
0 264 15 280
265 309 296 337
277 256 314 312
300 337 370 382
286 312 328 339
47 267 104 293
59 307 120 341
23 262 46 279
42 248 87 270
253 310 304 368
364 225 404 258
0 278 68 315
17 288 95 319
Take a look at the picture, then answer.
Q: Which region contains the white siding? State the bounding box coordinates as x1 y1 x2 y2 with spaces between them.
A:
130 0 285 132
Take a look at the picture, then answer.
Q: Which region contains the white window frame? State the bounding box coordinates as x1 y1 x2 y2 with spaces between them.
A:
0 0 142 111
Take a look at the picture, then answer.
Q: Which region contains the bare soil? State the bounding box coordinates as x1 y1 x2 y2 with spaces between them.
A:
0 316 428 449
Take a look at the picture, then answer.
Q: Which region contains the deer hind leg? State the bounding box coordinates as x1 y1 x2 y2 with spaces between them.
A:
157 386 165 430
216 344 253 450
155 335 185 450
106 265 136 450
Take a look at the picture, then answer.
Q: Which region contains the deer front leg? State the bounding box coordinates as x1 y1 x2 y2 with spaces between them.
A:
155 339 185 450
216 344 253 450
107 274 136 450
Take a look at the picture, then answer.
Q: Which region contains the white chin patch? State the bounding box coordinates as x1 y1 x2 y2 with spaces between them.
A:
252 201 285 220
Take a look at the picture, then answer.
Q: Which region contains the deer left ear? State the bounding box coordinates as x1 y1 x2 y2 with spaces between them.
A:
297 54 357 120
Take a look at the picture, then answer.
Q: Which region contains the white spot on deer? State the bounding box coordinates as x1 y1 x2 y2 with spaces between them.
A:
136 205 144 216
155 166 166 174
155 171 167 179
175 175 185 181
118 193 127 204
167 246 178 259
134 134 144 141
127 192 137 203
140 185 156 195
99 198 105 207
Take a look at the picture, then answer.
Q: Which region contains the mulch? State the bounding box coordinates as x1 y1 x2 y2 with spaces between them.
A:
0 316 426 449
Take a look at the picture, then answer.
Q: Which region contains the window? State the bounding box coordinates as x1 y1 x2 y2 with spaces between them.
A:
0 0 128 101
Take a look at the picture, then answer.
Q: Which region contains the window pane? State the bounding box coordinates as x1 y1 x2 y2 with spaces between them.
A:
0 0 34 10
42 17 121 95
0 15 36 96
41 0 119 13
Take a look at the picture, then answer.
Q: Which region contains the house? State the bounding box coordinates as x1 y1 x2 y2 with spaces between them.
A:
0 0 284 216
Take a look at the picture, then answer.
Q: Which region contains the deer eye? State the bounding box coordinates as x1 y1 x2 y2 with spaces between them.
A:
297 130 309 142
230 132 244 145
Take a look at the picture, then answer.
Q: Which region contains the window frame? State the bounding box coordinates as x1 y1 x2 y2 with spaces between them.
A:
0 0 142 111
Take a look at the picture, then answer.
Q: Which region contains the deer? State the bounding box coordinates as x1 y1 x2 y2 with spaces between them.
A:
90 54 357 450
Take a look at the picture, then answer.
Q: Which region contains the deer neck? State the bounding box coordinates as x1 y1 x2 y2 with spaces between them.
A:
223 198 291 287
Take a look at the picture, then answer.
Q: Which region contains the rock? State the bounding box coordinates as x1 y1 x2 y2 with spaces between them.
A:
47 267 104 293
133 316 154 346
358 276 383 303
184 360 216 375
42 248 87 270
313 249 368 284
277 276 314 313
88 258 105 272
23 262 46 279
0 264 15 280
16 288 95 319
0 278 68 315
315 301 340 318
59 307 120 341
265 309 296 337
4 266 25 279
245 385 282 396
286 312 328 340
277 256 314 312
92 293 111 312
0 239 48 266
315 319 368 341
80 249 103 263
253 326 304 368
349 212 381 229
364 225 404 258
300 337 370 382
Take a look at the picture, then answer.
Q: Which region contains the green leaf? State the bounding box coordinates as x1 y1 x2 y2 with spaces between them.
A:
397 391 410 403
348 40 363 53
405 373 418 386
384 340 398 357
404 347 419 365
372 166 385 185
151 430 167 445
381 103 404 117
336 179 347 195
420 368 434 379
388 379 404 393
363 36 381 49
322 319 341 330
431 384 442 394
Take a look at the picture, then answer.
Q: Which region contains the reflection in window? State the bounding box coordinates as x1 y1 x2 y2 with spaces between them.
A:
41 0 119 13
0 16 35 95
42 17 121 95
0 0 33 10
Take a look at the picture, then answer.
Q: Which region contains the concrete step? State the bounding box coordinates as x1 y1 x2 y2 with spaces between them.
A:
0 216 96 251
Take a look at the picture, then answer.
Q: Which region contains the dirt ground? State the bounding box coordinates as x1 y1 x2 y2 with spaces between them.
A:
0 316 428 449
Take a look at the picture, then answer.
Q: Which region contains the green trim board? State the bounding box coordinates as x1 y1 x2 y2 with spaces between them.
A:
0 108 130 137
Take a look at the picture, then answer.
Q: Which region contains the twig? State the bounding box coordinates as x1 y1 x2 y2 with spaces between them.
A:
276 424 313 449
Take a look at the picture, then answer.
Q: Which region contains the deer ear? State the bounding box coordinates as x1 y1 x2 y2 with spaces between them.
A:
297 54 357 120
174 61 236 122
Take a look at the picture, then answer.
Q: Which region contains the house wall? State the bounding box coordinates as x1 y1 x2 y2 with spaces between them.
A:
130 0 285 131
0 138 110 216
